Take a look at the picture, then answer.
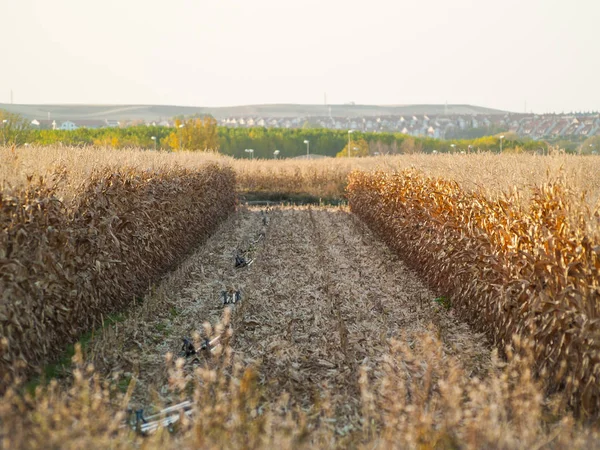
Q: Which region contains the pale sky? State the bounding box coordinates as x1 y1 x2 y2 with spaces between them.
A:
2 0 598 113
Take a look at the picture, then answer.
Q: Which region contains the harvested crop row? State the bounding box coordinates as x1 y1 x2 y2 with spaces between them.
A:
0 163 236 384
347 169 600 417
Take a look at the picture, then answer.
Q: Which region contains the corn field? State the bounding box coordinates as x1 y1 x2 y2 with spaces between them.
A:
347 169 600 417
0 162 236 383
1 146 600 449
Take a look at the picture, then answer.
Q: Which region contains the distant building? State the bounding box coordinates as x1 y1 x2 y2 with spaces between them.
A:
59 121 78 131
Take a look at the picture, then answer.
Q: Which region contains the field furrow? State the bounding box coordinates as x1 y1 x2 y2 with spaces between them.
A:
87 205 491 425
233 207 490 426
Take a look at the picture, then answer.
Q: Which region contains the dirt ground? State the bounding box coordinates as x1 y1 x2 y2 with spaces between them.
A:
87 205 491 425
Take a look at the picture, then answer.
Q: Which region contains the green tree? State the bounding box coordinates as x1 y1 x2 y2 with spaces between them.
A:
167 116 219 151
581 135 600 154
0 110 32 146
336 138 370 157
399 137 423 154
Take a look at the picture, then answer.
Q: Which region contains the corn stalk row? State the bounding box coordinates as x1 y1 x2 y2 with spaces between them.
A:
347 169 600 417
0 163 236 384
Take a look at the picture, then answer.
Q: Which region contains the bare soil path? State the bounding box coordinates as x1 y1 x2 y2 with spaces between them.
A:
88 205 490 422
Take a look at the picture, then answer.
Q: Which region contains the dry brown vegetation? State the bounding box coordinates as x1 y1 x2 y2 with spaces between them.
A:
2 146 600 448
3 330 598 449
232 152 600 204
4 146 600 202
1 146 235 382
0 146 224 202
348 170 600 417
3 207 599 449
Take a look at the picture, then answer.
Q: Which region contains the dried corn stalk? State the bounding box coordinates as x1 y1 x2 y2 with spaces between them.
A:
0 163 236 384
347 169 600 417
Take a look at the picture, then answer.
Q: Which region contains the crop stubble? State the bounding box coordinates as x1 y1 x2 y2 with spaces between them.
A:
86 205 491 431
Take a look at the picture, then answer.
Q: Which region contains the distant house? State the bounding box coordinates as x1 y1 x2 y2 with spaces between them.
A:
59 121 78 131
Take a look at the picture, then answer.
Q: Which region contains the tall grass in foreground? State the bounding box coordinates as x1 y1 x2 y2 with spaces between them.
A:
348 169 600 418
1 323 597 449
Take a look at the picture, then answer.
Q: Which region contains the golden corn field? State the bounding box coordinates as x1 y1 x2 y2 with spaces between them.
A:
1 145 600 449
1 147 236 381
4 146 600 200
347 170 600 416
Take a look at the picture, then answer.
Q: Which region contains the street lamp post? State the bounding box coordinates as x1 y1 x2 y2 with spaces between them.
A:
245 148 254 160
274 149 280 159
303 140 310 158
348 130 354 158
499 135 505 153
151 136 157 150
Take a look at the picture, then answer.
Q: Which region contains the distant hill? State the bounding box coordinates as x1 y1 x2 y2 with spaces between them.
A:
0 103 509 122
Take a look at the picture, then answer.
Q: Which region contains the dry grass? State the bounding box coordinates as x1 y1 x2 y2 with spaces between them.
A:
1 328 598 449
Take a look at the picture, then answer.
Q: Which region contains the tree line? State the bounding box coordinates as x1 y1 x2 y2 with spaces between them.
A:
3 109 585 156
